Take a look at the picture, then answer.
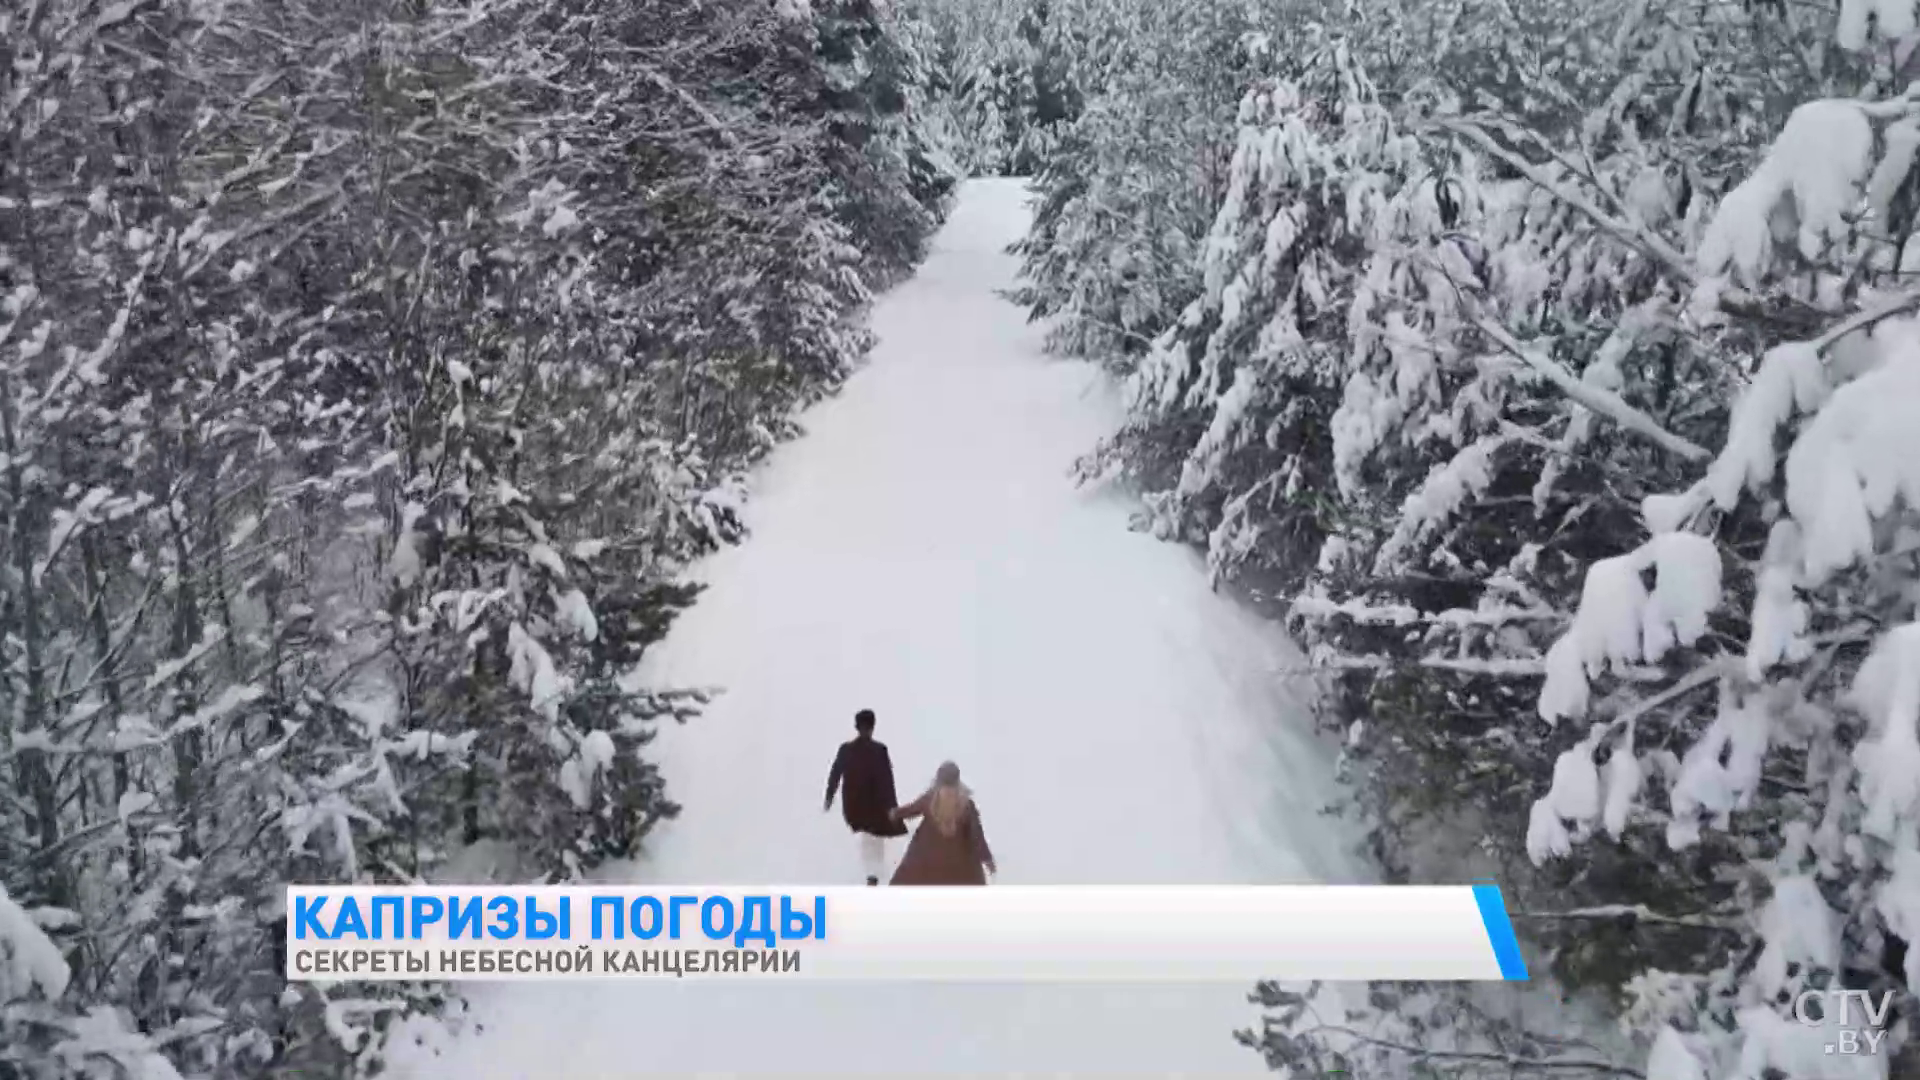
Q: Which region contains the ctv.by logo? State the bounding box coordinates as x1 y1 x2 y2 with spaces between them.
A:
1793 989 1896 1056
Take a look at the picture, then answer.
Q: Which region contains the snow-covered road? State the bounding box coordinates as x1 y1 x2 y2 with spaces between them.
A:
387 178 1368 1075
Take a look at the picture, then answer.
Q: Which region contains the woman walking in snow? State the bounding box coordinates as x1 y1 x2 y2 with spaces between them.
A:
888 761 996 885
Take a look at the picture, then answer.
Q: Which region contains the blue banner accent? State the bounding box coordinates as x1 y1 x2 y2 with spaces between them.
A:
1470 884 1529 980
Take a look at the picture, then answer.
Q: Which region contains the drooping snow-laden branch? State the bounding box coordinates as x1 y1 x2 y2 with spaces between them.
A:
1810 285 1920 352
629 57 746 149
1407 245 1710 461
1437 118 1697 288
1513 903 1743 931
1309 652 1552 677
1605 661 1722 729
1286 1018 1648 1078
1466 309 1712 462
1451 100 1920 359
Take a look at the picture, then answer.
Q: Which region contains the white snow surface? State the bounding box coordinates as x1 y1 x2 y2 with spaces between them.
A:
385 179 1368 1076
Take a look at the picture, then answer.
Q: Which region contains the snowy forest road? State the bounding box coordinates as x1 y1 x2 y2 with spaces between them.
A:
386 178 1368 1075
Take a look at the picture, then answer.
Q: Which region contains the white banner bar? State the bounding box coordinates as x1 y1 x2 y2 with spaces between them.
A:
285 885 1527 982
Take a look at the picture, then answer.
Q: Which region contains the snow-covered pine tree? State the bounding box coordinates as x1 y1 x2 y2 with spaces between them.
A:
1011 0 1271 365
918 0 1021 176
905 0 1082 176
811 0 960 285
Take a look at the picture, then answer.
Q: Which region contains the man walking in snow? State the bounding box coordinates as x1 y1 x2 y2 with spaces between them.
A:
824 709 908 885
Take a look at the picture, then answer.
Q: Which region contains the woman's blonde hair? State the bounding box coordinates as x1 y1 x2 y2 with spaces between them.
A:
925 761 971 837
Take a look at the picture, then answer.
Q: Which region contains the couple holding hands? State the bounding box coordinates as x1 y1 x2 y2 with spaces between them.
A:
822 709 997 886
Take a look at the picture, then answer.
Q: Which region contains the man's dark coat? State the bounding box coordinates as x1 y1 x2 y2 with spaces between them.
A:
826 735 909 838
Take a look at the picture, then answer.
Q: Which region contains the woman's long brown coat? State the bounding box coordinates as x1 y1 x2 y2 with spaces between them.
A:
888 791 995 886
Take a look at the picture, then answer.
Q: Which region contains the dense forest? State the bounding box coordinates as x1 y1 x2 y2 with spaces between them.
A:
921 0 1920 1075
0 0 954 1074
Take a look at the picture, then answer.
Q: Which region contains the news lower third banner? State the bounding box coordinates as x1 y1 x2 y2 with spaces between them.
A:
284 884 1529 982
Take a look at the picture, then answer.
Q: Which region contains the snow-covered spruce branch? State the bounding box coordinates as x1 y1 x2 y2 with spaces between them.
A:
1439 111 1894 343
1466 309 1711 462
1421 656 1549 675
1308 652 1550 676
1286 1018 1646 1078
1436 118 1696 287
1606 661 1722 729
633 64 746 149
1404 247 1710 462
1048 310 1165 351
1295 592 1563 628
1811 285 1920 352
1498 420 1662 485
1511 903 1741 932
